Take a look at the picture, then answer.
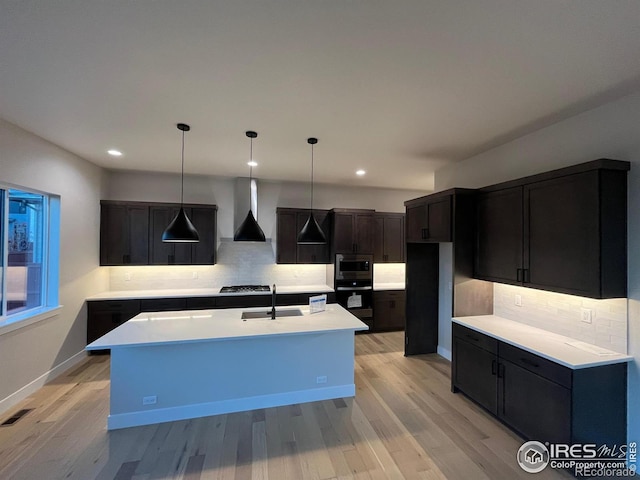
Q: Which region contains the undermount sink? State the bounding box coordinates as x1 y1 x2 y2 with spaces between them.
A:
241 308 304 320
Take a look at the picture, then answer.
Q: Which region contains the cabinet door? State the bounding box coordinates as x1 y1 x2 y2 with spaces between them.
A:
149 206 193 264
405 203 427 243
140 298 187 312
276 210 298 264
405 243 439 355
525 172 599 296
383 215 404 262
425 197 452 242
373 291 405 331
87 300 141 346
499 359 571 443
297 210 329 263
332 212 355 254
475 187 523 284
190 206 217 265
100 203 149 265
452 337 498 414
355 213 375 254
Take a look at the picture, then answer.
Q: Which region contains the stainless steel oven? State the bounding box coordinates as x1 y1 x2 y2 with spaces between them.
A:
335 254 373 282
334 254 373 324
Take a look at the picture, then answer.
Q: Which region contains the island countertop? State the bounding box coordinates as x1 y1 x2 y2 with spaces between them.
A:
86 303 368 350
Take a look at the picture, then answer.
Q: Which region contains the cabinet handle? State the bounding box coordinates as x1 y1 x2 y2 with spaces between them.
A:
491 359 497 375
421 228 429 240
523 269 530 283
465 334 480 342
520 357 539 369
497 363 505 378
516 268 523 282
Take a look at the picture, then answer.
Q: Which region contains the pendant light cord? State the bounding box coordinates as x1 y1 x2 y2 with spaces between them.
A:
180 128 185 205
249 136 253 204
310 142 314 211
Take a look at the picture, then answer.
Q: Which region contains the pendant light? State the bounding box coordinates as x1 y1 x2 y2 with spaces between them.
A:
234 131 266 242
297 137 327 244
162 123 200 243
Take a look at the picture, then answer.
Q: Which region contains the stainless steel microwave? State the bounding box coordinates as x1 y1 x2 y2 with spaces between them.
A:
335 254 373 281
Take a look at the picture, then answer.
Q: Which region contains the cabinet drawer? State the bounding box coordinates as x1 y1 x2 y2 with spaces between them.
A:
453 324 498 354
499 342 572 388
88 299 141 313
216 295 271 308
185 297 217 310
140 298 187 312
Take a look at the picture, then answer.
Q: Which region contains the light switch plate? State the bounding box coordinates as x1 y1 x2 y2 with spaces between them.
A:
514 294 522 307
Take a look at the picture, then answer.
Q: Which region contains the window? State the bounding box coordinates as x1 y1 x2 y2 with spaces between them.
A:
0 185 59 326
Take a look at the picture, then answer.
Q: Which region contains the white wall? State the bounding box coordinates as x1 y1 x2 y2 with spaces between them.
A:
0 119 108 411
435 92 640 450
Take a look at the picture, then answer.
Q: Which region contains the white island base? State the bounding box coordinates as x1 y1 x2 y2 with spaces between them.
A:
86 304 368 430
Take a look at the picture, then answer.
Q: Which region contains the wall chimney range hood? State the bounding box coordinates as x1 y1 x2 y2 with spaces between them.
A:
234 131 266 242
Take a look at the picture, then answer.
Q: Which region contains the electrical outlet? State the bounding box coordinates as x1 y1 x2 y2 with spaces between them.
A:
124 272 131 281
316 376 327 384
581 308 593 324
142 395 157 405
514 294 522 307
192 271 198 279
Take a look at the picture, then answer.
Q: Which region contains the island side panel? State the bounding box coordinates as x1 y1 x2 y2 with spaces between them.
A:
107 330 356 430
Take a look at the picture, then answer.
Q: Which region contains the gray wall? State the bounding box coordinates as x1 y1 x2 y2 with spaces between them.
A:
435 91 640 449
0 119 108 410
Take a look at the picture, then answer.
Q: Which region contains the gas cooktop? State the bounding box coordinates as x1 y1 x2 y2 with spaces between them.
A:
219 285 271 293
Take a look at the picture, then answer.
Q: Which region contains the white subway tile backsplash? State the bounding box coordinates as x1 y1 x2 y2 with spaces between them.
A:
493 283 628 354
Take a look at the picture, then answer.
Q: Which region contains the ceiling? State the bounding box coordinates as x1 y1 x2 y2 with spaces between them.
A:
2 1 640 191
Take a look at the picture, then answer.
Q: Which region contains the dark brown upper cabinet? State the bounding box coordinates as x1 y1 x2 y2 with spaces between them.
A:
149 203 217 265
100 200 217 266
330 208 375 255
474 159 629 298
373 212 405 263
405 193 452 243
100 202 149 265
275 208 330 264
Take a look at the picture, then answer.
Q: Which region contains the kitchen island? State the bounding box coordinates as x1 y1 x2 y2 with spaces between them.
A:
86 303 368 430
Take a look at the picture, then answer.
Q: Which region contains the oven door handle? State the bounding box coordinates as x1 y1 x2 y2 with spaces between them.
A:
336 286 373 291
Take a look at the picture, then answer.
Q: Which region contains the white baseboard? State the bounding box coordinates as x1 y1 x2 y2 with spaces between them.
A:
107 384 355 430
0 349 88 415
437 345 452 361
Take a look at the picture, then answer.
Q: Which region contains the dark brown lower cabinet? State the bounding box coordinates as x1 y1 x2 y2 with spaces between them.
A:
452 323 626 446
140 298 187 312
87 300 141 354
373 290 405 331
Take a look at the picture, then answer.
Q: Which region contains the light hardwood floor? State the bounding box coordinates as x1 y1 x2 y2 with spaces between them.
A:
0 332 572 480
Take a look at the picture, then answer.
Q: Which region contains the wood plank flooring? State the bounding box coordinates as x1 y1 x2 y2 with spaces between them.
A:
0 332 572 479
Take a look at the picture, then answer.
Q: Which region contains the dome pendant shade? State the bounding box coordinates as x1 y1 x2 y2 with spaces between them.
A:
234 209 266 242
162 207 200 242
297 213 326 244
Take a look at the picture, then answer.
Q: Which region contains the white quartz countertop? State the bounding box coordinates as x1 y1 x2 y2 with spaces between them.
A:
453 315 632 369
86 303 368 349
373 282 405 291
86 284 334 301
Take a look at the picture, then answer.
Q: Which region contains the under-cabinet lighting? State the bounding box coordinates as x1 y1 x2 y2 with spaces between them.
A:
107 149 123 157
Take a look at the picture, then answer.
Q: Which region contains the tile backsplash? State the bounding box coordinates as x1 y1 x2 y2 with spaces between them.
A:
493 283 628 354
109 238 327 291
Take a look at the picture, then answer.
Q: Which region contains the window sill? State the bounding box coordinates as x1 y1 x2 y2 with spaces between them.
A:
0 305 64 336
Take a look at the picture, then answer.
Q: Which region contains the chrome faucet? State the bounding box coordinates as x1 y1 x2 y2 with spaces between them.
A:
270 284 276 319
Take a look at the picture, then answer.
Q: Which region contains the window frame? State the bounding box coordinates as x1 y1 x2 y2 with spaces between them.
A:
0 182 61 334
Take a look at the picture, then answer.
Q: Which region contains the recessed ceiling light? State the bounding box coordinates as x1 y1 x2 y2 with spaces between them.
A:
247 160 258 167
107 149 123 157
356 169 366 176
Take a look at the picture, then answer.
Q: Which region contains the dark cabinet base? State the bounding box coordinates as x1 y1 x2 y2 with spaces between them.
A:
452 323 627 446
